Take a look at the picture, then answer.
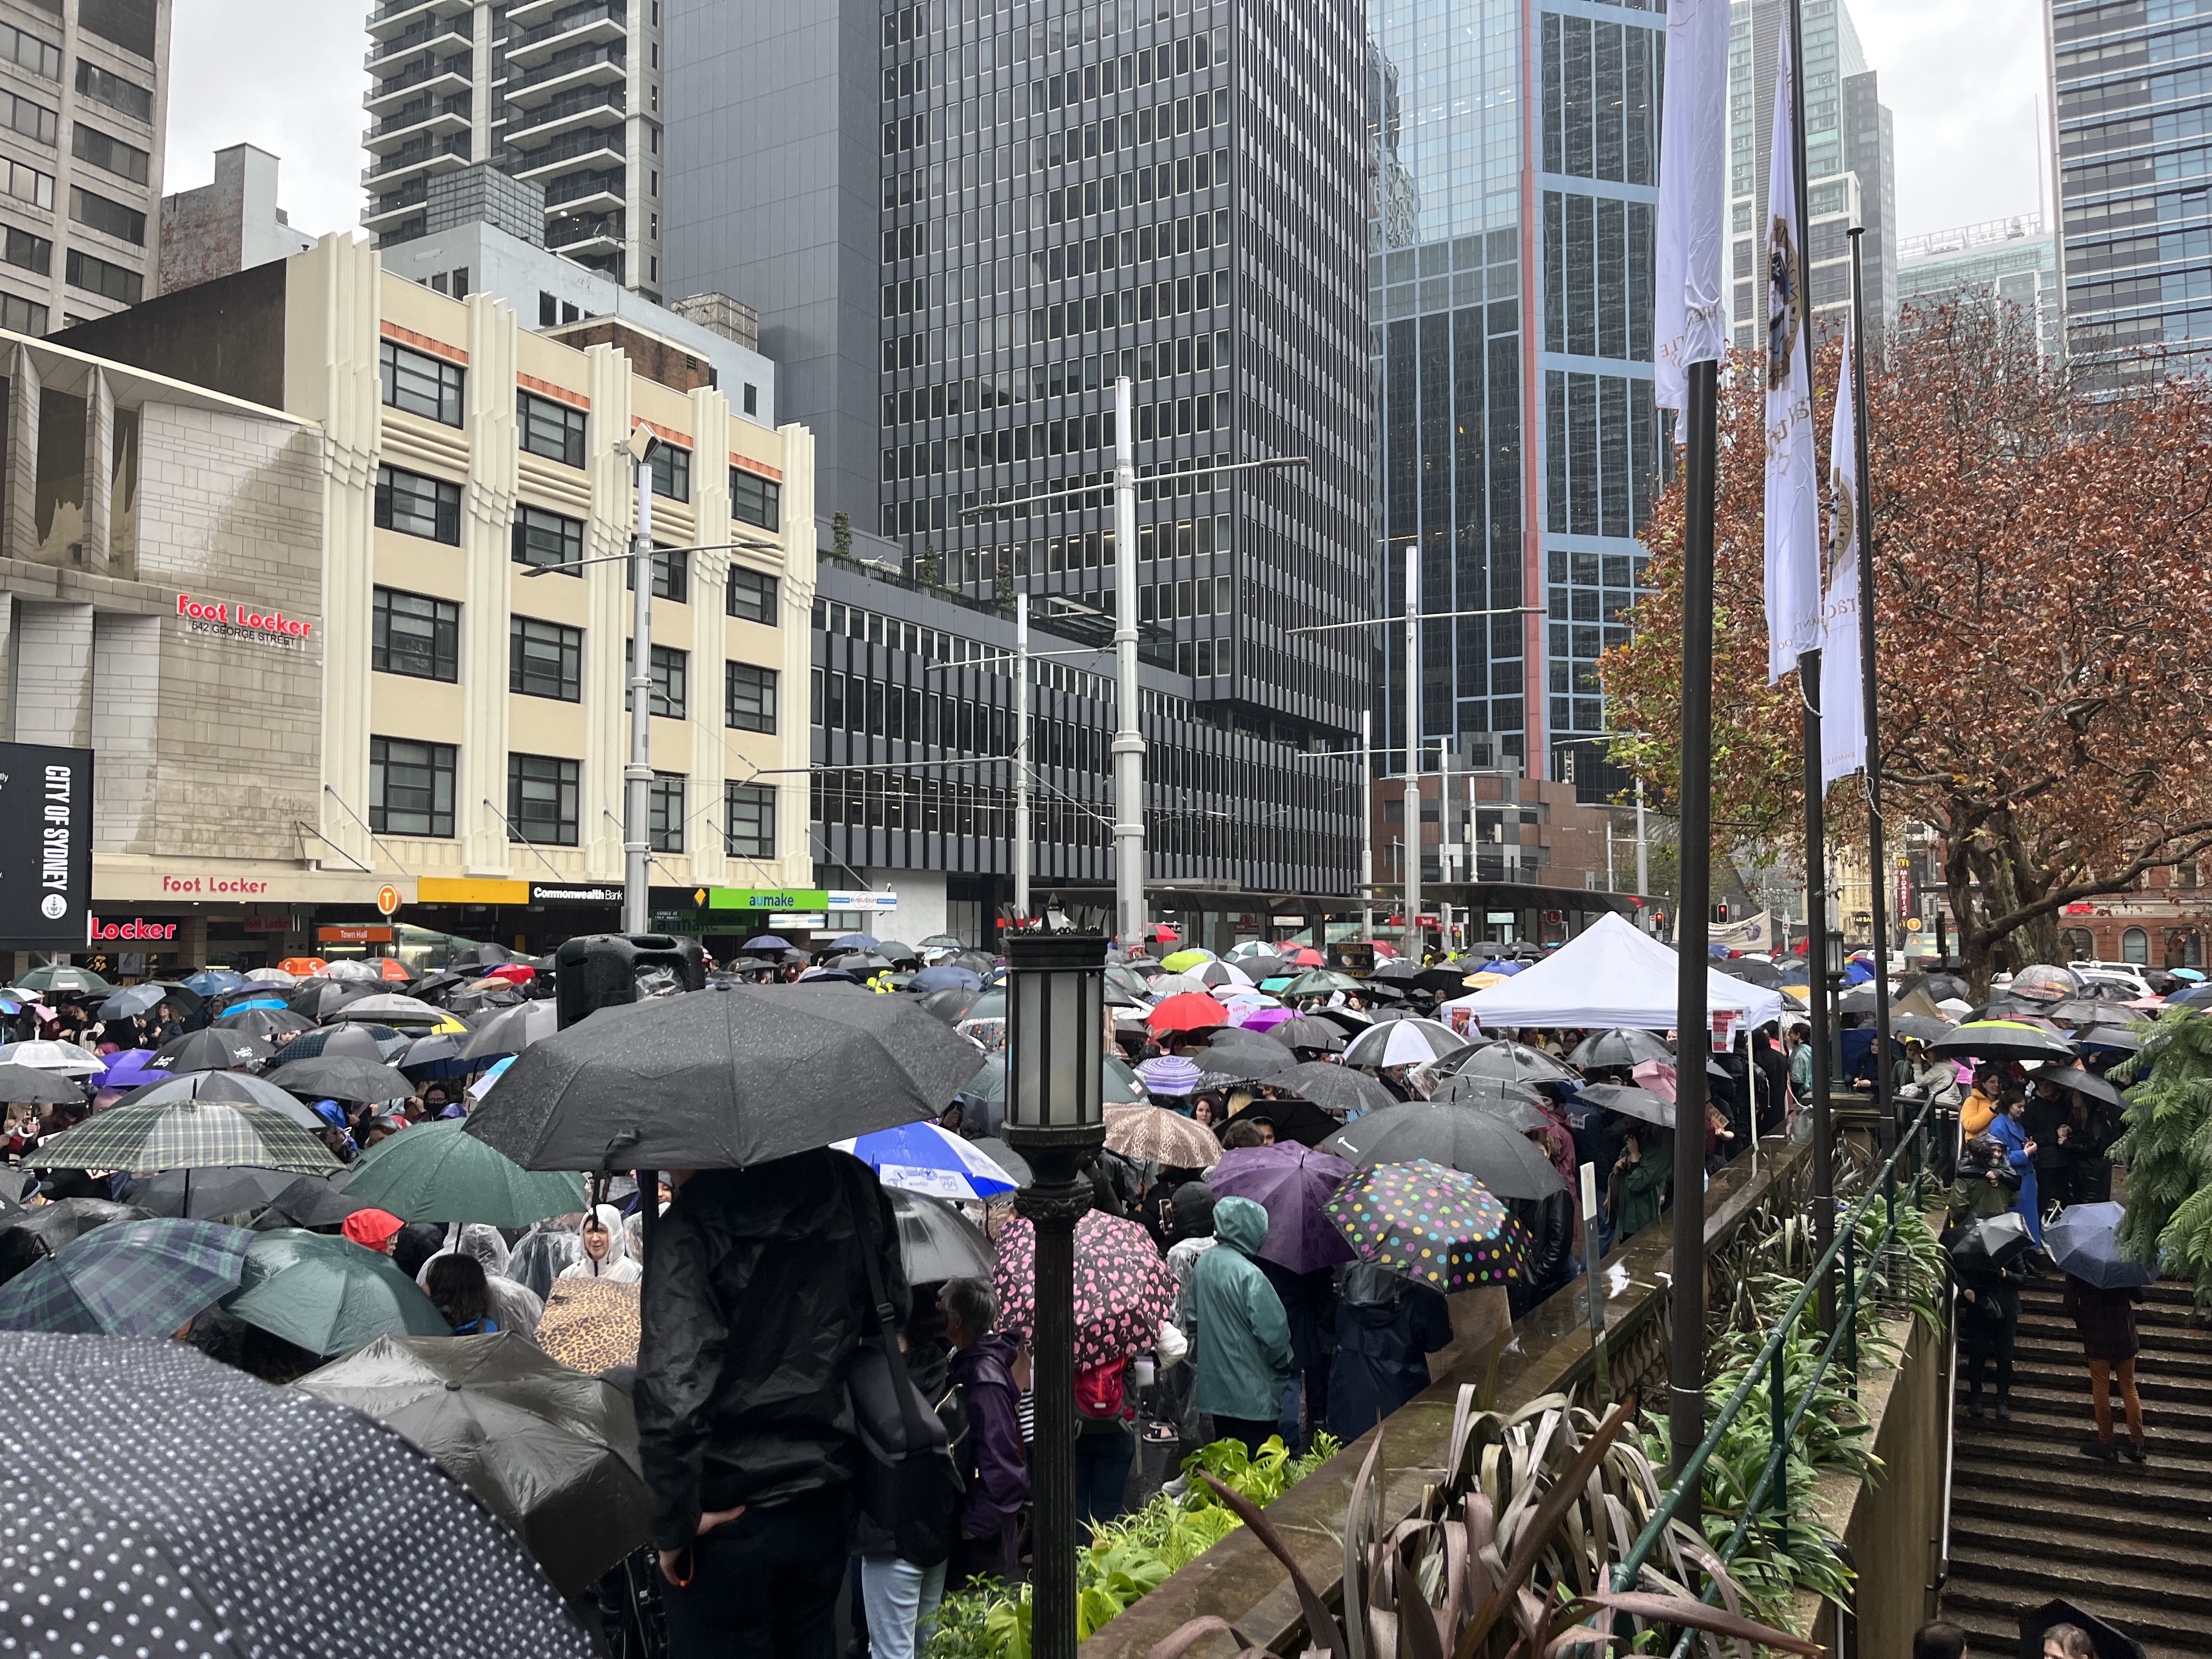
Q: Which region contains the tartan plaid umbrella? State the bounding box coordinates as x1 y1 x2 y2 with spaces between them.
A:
993 1209 1177 1369
0 1217 247 1335
27 1097 340 1175
1324 1159 1524 1294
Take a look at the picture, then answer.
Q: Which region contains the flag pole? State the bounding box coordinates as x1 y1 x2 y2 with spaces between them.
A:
1848 225 1896 1161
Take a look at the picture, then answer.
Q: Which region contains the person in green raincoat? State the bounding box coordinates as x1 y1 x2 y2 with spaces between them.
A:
1612 1120 1672 1240
1187 1195 1293 1456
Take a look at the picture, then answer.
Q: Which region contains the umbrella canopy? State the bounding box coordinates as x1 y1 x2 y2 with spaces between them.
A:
910 964 985 994
918 934 967 951
324 958 391 983
252 1172 375 1231
108 1068 327 1125
0 1216 247 1336
886 1187 995 1284
536 1276 640 1373
2043 1201 2161 1289
0 1332 591 1657
0 1198 151 1284
1146 991 1229 1035
181 967 250 996
224 1227 452 1355
1102 1103 1223 1168
1208 1142 1356 1273
152 1026 275 1074
244 967 301 985
1280 969 1362 998
0 1060 84 1103
397 1031 473 1082
280 1023 403 1063
330 992 451 1026
1265 1014 1347 1053
1272 1062 1397 1118
833 1121 1019 1200
264 1056 414 1103
2030 1063 2128 1109
1445 1040 1577 1085
95 982 171 1021
1923 1019 2080 1064
289 979 375 1018
993 1209 1177 1369
1342 1018 1468 1070
1949 1210 2036 1272
1226 1097 1342 1149
1159 949 1217 973
459 999 561 1060
1429 1074 1551 1130
465 983 986 1172
31 1094 339 1175
1195 1036 1296 1081
1574 1082 1678 1130
295 1331 652 1599
0 1039 103 1076
1325 1159 1525 1293
1321 1102 1567 1199
217 1006 318 1040
830 932 881 950
18 964 111 996
1195 961 1255 988
2080 1026 2143 1053
1565 1028 1677 1070
1888 1014 1956 1045
1716 958 1783 988
343 1118 588 1226
91 1048 172 1091
133 1164 305 1220
740 934 792 952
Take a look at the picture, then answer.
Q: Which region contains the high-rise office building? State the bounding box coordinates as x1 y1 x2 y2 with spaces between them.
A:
2049 0 2212 373
363 0 665 297
0 0 168 335
1725 0 1896 345
1897 215 2063 362
1364 0 1661 817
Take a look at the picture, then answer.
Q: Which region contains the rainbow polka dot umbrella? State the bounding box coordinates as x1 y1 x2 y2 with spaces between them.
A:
1323 1158 1524 1293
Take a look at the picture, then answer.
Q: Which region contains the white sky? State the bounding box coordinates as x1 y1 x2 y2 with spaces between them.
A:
165 0 2053 255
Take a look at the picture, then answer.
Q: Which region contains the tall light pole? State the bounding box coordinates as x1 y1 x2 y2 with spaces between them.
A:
1014 591 1032 918
623 428 659 934
1110 377 1145 953
1403 551 1420 957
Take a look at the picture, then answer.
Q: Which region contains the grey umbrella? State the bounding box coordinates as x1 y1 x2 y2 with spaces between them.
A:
1428 1074 1550 1131
0 1063 84 1104
1196 1037 1296 1080
279 1025 399 1063
1266 1015 1347 1054
1575 1083 1678 1130
110 1069 327 1127
132 1164 305 1220
1273 1062 1396 1117
263 1057 415 1104
1446 1041 1576 1085
888 1187 995 1283
1321 1102 1567 1199
95 983 170 1022
1565 1028 1677 1070
464 983 989 1171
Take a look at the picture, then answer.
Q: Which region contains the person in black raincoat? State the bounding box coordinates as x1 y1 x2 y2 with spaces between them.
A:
1325 1261 1451 1442
636 1148 908 1659
1255 1254 1337 1455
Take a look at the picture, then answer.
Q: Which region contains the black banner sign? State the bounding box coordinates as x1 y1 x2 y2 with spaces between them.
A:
0 742 93 946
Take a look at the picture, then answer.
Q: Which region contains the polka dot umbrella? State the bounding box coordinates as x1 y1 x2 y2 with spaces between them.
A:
1323 1158 1525 1294
0 1331 594 1658
992 1210 1177 1370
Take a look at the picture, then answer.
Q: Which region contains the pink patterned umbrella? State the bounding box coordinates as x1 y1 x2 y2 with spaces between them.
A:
992 1210 1177 1369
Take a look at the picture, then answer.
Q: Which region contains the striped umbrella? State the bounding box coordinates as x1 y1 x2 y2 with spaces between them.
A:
0 1217 248 1335
26 1098 340 1175
1324 1159 1523 1293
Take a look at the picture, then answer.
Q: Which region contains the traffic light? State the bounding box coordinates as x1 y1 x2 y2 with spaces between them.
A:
554 933 707 1029
1712 902 1730 923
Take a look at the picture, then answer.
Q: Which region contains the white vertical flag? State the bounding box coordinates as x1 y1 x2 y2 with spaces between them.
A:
1819 325 1865 785
1763 25 1821 684
1654 0 1729 413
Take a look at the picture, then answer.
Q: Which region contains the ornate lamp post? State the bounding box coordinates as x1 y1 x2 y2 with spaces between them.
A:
1001 923 1107 1659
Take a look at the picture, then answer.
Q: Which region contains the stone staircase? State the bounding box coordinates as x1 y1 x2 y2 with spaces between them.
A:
1943 1273 2212 1658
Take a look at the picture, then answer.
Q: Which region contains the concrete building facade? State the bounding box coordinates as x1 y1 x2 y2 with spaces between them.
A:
1895 216 2063 361
156 143 315 296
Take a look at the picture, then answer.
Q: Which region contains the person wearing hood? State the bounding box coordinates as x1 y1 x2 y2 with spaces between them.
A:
1326 1262 1451 1442
416 1222 545 1338
1186 1195 1294 1456
340 1207 405 1256
508 1216 583 1299
942 1275 1026 1586
560 1204 643 1283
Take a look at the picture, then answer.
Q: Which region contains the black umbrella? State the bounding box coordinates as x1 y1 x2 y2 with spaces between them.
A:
465 983 990 1171
2079 1026 2142 1052
0 1198 153 1285
1575 1082 1678 1130
295 1331 652 1599
1227 1097 1340 1148
969 1136 1032 1186
1949 1210 2035 1271
252 1172 374 1231
1565 1029 1677 1070
1887 1014 1955 1044
1925 1020 2080 1064
132 1165 304 1220
2030 1064 2127 1109
1445 1041 1577 1086
1307 1005 1375 1033
1197 1037 1296 1080
1895 970 1972 1003
151 1027 275 1074
281 1024 403 1063
397 1032 474 1082
2016 1598 2146 1659
288 978 375 1018
1321 1101 1568 1199
264 1056 415 1103
1 1332 594 1655
1716 958 1783 987
1429 1075 1550 1130
95 983 170 1021
459 1000 559 1062
1265 1015 1347 1053
888 1187 995 1283
217 1006 318 1040
1273 1062 1396 1117
0 1062 85 1104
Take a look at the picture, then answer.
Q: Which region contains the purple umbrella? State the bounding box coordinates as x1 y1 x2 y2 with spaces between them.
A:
1233 1005 1298 1032
95 1050 174 1092
1207 1142 1357 1273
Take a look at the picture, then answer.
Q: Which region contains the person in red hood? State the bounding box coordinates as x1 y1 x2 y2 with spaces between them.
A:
341 1208 405 1255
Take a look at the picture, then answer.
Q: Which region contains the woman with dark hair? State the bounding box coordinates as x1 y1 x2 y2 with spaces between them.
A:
424 1251 500 1335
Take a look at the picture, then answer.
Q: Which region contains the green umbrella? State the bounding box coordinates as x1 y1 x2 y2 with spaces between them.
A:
343 1119 586 1227
223 1228 451 1356
17 964 111 996
26 1097 340 1175
1280 970 1363 998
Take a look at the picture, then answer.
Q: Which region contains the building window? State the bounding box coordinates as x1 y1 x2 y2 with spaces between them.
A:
726 565 777 624
70 123 148 185
742 382 758 415
1 91 54 145
74 59 151 121
650 772 686 852
2063 928 2095 961
0 294 46 334
725 781 775 860
647 440 691 500
2 227 50 275
627 545 689 603
62 246 138 303
517 390 587 467
507 753 580 846
627 640 687 718
725 661 777 732
2121 927 2149 966
512 504 583 572
731 467 780 530
380 338 464 426
1 159 52 211
371 587 460 682
370 737 456 838
377 465 462 544
68 183 143 245
77 0 156 59
509 615 582 701
0 22 58 80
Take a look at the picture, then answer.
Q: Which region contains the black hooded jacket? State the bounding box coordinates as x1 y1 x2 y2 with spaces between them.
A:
635 1148 909 1549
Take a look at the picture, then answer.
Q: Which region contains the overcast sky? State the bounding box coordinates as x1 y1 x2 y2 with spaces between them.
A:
167 0 2053 252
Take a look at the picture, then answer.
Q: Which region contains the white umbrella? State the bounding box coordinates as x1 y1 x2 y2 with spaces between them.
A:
0 1040 104 1076
1342 1019 1470 1070
323 960 388 983
1196 961 1256 989
1145 973 1207 1000
328 994 446 1024
243 968 300 985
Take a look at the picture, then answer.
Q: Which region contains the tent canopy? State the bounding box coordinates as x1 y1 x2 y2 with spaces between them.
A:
1439 913 1788 1033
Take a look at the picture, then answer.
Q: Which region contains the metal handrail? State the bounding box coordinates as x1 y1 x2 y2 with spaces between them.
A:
1609 1096 1937 1620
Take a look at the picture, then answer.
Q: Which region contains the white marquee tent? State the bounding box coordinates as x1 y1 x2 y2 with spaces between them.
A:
1440 912 1788 1033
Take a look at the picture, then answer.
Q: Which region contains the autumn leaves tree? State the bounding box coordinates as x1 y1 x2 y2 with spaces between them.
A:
1601 301 2212 991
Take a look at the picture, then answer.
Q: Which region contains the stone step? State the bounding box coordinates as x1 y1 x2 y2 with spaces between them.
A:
1954 1368 2212 1412
2008 1333 2212 1380
1944 1587 2212 1659
1949 1513 2212 1578
1946 1544 2212 1624
1942 1576 2212 1658
1951 1486 2212 1545
1952 1453 2212 1519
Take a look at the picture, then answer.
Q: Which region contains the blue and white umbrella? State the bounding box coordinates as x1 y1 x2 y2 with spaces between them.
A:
834 1121 1017 1201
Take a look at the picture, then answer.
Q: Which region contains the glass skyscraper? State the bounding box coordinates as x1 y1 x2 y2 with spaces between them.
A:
1365 0 1662 803
2050 0 2212 372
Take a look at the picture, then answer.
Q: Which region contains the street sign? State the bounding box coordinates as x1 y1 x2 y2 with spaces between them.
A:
0 742 92 947
375 884 402 918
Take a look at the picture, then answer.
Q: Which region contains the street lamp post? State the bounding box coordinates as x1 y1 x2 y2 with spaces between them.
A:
1001 925 1107 1659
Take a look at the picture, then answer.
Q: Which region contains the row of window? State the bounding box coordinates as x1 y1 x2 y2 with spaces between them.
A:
376 463 783 573
884 331 1229 432
816 667 1116 771
365 734 777 857
881 390 1227 481
368 582 781 728
811 594 1110 695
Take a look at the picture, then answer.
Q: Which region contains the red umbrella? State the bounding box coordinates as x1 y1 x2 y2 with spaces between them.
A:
1284 946 1325 968
483 963 535 986
377 960 414 983
1147 925 1180 945
1147 992 1228 1035
993 1210 1177 1369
